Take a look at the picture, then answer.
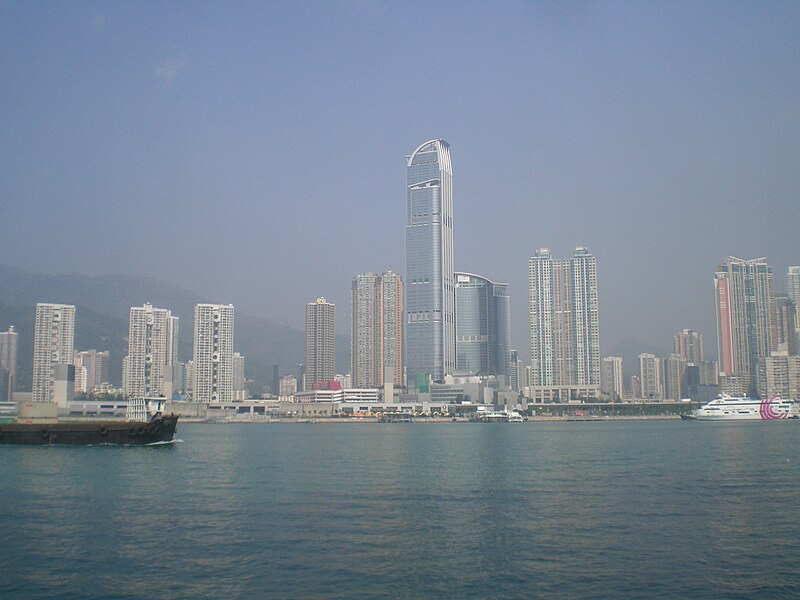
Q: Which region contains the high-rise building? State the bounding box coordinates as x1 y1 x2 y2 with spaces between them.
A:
787 266 800 305
279 374 297 398
351 272 404 389
0 326 18 402
73 349 110 395
639 353 663 400
351 273 377 388
774 295 797 354
787 266 800 356
629 374 641 399
715 256 776 395
232 352 246 393
32 303 75 403
602 356 624 401
760 351 800 399
306 297 335 389
193 304 234 403
674 329 704 365
454 272 511 383
529 247 600 390
509 349 520 391
183 360 194 398
405 139 455 389
126 303 177 400
663 353 687 401
700 360 719 386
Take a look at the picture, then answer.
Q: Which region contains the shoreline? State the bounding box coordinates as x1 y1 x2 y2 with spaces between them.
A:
197 415 683 424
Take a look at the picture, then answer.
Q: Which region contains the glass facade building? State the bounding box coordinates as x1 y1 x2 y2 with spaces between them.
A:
455 272 511 383
405 139 455 388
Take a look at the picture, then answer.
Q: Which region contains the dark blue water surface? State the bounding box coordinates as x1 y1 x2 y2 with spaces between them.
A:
2 420 799 599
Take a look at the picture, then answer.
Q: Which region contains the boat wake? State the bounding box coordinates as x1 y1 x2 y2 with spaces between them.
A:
145 439 184 446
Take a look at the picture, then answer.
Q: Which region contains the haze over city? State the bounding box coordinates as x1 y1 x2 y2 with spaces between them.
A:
2 2 799 362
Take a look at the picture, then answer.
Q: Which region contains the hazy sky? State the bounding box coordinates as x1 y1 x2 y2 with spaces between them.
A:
2 1 799 363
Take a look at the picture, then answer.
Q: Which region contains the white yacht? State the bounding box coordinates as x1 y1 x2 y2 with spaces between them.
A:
686 394 798 421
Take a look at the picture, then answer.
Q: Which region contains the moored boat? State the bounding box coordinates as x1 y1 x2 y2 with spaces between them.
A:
688 394 798 421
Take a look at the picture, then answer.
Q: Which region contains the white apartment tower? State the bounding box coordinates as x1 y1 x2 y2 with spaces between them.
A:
127 303 177 400
306 297 335 389
193 304 235 402
32 303 75 403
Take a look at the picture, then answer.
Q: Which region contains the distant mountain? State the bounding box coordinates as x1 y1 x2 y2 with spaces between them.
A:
0 265 350 392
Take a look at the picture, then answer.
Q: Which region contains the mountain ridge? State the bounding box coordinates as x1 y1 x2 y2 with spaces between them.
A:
0 264 350 392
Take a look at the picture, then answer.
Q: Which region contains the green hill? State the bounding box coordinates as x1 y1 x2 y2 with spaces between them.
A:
0 265 350 393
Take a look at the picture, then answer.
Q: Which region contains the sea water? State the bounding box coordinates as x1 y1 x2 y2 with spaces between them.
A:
1 420 799 598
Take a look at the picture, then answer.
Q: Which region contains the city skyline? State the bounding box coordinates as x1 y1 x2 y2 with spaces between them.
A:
2 4 799 365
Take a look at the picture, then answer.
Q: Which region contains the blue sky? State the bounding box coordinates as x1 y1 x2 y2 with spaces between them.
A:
2 1 799 362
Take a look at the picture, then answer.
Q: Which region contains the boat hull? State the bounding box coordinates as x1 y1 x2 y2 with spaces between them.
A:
0 415 178 445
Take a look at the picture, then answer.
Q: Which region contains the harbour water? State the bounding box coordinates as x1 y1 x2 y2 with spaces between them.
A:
2 420 799 598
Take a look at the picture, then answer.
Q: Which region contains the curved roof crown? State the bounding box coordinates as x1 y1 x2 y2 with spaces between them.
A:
406 139 450 169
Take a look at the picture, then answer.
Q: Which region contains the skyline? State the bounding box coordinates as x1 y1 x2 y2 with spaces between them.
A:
2 3 800 363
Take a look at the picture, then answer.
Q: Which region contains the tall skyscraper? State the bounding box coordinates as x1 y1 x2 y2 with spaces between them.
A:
405 139 455 389
306 297 335 389
528 247 600 389
638 353 663 400
351 272 404 389
674 329 704 365
127 303 177 400
715 256 776 394
454 272 511 382
193 304 234 403
32 303 75 403
0 326 18 402
602 356 624 401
